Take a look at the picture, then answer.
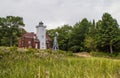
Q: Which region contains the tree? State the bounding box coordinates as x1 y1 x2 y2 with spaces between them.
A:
69 18 90 52
6 16 25 46
84 20 97 51
47 24 72 51
95 13 120 53
0 17 9 46
48 13 120 53
58 25 72 51
0 16 25 46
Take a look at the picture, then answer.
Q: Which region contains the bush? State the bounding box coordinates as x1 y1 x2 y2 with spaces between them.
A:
57 50 66 54
116 52 120 59
66 51 73 56
90 51 109 58
45 49 53 54
0 51 4 59
26 48 36 54
9 46 17 52
69 46 80 52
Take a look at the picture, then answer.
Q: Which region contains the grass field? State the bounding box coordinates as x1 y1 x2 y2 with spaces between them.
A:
0 47 120 78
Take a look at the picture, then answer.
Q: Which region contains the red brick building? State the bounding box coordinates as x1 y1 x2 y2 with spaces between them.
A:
18 32 52 49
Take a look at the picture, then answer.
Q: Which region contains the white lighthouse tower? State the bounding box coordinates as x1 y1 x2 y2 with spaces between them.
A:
36 22 46 49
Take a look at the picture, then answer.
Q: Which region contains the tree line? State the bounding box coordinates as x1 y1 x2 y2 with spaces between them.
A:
0 16 26 46
0 13 120 53
48 13 120 53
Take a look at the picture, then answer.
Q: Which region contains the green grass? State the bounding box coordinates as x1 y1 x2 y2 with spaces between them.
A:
0 47 120 78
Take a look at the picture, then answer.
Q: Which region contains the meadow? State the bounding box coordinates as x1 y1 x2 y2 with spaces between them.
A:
0 47 120 78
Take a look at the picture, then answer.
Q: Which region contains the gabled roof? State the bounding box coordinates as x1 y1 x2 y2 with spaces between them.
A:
23 32 36 38
20 32 52 42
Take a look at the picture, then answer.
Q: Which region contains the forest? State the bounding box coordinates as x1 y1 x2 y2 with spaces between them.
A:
0 13 120 53
48 13 120 53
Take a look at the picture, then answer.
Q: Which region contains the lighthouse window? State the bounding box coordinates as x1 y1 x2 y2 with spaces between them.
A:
42 35 44 38
42 42 44 46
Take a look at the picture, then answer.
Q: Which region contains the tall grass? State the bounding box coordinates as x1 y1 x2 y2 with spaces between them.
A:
0 47 120 78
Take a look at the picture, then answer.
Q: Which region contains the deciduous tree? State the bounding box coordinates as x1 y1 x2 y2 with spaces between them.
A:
95 13 120 53
0 16 25 46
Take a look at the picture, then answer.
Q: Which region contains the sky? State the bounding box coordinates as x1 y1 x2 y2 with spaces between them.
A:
0 0 120 32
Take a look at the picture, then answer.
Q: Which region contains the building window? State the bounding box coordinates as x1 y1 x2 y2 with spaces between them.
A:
34 36 36 39
28 41 31 44
35 43 38 48
28 41 31 48
22 41 24 46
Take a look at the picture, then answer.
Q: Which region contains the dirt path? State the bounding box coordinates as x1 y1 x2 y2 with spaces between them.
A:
74 52 91 57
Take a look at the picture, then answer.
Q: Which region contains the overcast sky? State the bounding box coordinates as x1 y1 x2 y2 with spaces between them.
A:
0 0 120 32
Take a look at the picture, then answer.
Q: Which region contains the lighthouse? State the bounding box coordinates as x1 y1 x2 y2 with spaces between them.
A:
36 22 46 49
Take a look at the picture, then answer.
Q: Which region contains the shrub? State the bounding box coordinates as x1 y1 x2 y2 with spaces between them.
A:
26 48 36 54
57 50 66 54
90 51 109 58
116 52 120 59
69 46 80 52
45 49 53 54
9 46 17 52
0 51 4 59
66 51 73 56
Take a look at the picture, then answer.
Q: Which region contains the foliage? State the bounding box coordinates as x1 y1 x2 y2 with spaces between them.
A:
90 51 109 58
0 16 26 46
66 18 91 52
95 13 120 53
48 13 120 53
84 36 95 52
69 45 80 52
84 20 97 52
47 24 72 51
